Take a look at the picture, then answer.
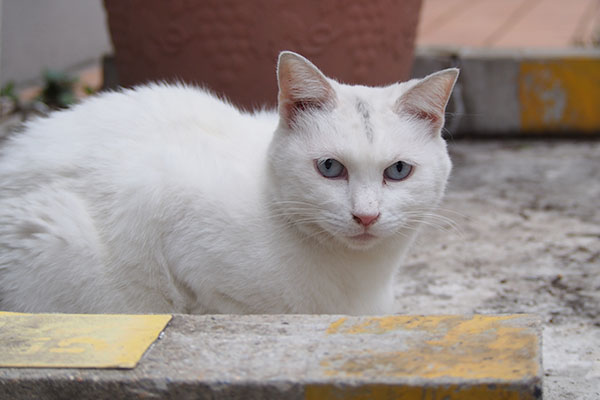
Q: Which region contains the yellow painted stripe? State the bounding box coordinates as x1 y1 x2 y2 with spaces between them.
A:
519 58 600 132
0 311 172 368
323 315 539 381
305 383 538 400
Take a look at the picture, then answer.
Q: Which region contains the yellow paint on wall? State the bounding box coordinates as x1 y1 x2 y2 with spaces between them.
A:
519 58 600 132
0 311 171 368
323 315 539 381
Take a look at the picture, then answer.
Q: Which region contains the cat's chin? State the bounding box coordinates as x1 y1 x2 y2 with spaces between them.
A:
348 232 377 243
340 232 382 251
294 223 381 251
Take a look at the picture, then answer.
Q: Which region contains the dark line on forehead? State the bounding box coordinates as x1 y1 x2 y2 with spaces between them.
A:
355 99 374 143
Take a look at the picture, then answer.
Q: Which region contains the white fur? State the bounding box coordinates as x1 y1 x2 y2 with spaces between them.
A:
0 52 457 314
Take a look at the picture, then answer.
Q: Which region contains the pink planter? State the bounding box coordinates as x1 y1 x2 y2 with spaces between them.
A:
104 0 422 109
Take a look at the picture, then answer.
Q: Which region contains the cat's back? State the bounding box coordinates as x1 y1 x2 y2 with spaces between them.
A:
0 84 277 192
0 84 277 313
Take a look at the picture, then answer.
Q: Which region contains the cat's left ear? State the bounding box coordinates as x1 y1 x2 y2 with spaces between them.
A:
277 51 336 127
394 68 459 133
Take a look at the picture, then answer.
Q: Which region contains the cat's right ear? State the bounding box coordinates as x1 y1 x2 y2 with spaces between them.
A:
394 68 459 133
277 51 336 127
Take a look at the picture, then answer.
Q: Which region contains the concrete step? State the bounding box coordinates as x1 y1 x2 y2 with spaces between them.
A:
0 314 542 399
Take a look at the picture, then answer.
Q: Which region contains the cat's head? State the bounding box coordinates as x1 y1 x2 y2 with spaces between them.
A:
268 51 458 250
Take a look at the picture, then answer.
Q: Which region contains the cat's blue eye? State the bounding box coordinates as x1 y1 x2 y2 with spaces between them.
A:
384 161 413 181
316 158 346 179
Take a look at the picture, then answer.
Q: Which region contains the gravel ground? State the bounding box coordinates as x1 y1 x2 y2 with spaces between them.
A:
396 140 600 400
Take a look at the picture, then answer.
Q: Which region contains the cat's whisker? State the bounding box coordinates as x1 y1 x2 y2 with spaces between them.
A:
404 208 462 225
414 215 460 231
406 206 468 224
405 215 464 238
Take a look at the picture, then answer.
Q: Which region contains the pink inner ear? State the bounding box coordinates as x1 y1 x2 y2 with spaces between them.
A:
394 95 445 129
393 69 458 132
282 99 325 125
409 108 441 125
293 100 322 113
277 53 337 127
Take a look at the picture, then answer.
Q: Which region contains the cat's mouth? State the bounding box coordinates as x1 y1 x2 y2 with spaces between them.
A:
348 232 377 242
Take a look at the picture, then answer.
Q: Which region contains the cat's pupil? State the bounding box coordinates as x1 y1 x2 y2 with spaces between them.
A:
316 158 345 179
384 161 413 181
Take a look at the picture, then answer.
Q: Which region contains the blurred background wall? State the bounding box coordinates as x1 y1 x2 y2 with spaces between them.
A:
0 0 111 88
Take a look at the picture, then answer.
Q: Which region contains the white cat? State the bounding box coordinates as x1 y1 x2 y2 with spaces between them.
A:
0 52 457 315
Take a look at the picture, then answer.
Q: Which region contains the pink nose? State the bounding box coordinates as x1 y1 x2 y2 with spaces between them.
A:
352 213 380 227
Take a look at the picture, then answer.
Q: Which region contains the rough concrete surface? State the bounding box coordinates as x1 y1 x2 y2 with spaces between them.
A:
398 140 600 400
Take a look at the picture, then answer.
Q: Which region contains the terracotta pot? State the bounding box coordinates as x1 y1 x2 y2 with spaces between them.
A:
104 0 422 109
